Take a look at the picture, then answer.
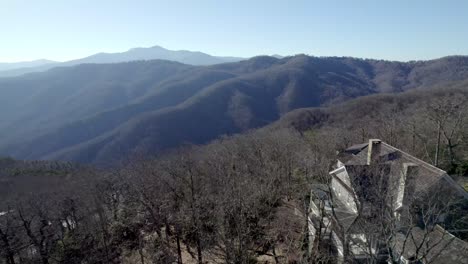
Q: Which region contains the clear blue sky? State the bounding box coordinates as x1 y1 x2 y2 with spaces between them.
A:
1 0 467 62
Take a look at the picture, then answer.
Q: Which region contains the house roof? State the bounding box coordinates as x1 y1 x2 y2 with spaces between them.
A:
345 164 392 203
330 140 468 237
344 143 369 155
393 225 468 264
339 140 468 199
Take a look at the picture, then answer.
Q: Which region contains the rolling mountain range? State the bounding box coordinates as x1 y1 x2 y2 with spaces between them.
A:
0 59 57 72
0 45 243 77
1 55 468 164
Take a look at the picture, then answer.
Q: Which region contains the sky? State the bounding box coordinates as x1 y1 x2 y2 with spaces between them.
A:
1 0 468 62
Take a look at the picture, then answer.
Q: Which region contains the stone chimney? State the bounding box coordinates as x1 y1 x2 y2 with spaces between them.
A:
404 163 419 178
401 163 419 206
367 139 382 165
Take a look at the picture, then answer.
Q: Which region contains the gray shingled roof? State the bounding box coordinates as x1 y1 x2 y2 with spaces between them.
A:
335 140 468 236
339 141 468 199
393 225 468 264
344 143 369 155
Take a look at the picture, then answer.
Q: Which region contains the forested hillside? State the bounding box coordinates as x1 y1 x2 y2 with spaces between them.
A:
0 157 77 209
2 79 468 263
271 81 468 175
1 83 467 262
0 129 326 263
2 55 468 164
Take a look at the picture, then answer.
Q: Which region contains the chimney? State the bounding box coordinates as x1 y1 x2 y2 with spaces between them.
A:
367 139 382 165
404 163 419 179
402 163 419 204
394 163 419 221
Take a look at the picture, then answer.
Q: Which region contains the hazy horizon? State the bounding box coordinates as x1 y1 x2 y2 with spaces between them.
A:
2 44 468 65
2 0 468 63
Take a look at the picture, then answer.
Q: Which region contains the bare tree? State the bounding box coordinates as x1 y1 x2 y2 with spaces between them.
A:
0 208 21 264
425 94 468 168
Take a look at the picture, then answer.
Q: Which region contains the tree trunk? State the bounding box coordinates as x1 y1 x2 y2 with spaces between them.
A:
446 138 455 168
188 170 202 264
176 230 183 264
272 245 280 264
7 254 16 264
139 235 145 264
435 121 441 167
165 220 172 246
40 253 49 264
196 236 203 264
139 247 145 264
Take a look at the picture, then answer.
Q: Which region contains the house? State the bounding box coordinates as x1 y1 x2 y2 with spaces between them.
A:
308 139 468 264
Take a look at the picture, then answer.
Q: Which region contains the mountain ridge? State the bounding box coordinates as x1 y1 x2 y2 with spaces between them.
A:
0 45 244 77
1 55 468 163
0 59 57 72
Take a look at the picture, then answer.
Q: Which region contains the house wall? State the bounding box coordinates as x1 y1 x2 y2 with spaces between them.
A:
335 167 351 186
332 231 344 264
395 169 406 210
331 168 358 213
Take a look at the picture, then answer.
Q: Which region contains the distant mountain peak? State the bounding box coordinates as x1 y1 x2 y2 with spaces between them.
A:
0 45 245 77
150 45 164 49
